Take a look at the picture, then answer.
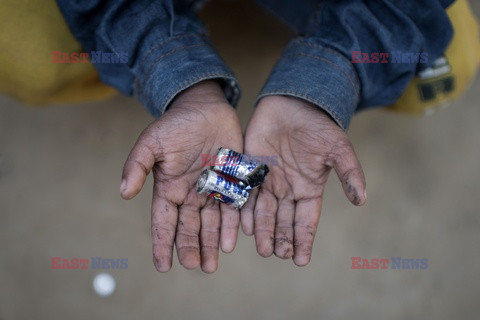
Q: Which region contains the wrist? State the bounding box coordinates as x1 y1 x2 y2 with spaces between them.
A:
254 95 340 132
257 95 324 119
170 80 229 109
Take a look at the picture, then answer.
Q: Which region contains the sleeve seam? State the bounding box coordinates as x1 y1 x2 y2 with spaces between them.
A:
292 38 362 91
138 43 208 102
138 33 208 74
158 72 239 116
284 52 360 99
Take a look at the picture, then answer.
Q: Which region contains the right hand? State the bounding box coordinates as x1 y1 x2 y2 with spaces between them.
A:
120 80 243 273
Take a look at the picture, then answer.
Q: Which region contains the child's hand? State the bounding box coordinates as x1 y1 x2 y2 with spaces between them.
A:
120 80 243 273
241 96 366 266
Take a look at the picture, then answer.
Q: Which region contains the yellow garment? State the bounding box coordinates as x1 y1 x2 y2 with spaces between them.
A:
389 0 480 114
0 0 115 105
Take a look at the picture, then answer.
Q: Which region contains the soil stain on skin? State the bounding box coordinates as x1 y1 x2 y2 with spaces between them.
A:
346 182 361 205
275 235 294 258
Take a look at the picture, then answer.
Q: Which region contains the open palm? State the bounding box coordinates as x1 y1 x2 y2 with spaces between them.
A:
120 81 243 273
241 96 366 266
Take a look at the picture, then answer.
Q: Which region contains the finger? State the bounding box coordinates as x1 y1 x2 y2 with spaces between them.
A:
240 188 259 236
332 142 367 206
220 203 240 253
293 197 323 266
176 203 201 270
274 198 295 259
254 188 278 257
151 190 178 272
121 137 157 200
200 201 221 273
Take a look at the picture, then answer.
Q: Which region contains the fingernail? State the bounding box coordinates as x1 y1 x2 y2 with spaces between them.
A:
293 255 310 267
201 259 218 274
153 254 172 272
363 190 367 202
154 260 169 273
120 179 127 194
221 238 235 253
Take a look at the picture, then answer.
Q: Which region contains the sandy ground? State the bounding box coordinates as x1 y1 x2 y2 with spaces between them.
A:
1 1 479 319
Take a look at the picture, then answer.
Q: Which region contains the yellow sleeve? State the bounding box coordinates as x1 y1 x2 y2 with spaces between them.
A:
0 0 115 105
388 0 480 115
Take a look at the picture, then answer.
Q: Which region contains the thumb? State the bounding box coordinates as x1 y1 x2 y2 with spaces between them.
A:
120 135 158 200
331 141 367 206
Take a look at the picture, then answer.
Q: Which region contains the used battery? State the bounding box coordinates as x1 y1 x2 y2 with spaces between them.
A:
213 147 269 188
196 169 250 209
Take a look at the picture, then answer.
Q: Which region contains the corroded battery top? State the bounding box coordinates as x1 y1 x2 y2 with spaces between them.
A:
214 147 269 188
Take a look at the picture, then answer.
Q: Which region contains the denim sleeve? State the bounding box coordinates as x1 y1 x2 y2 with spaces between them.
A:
55 0 240 117
258 0 454 130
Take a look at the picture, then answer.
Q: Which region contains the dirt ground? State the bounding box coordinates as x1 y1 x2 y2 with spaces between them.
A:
1 1 479 319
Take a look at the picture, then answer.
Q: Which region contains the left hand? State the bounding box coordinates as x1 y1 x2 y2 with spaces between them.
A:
241 95 367 266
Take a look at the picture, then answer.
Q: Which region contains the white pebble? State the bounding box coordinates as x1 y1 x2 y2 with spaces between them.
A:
92 273 116 297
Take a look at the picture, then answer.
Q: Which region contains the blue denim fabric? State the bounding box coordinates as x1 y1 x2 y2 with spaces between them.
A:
56 0 240 117
257 0 454 129
56 0 454 129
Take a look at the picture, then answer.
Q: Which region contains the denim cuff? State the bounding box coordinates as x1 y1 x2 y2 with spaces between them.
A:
257 38 361 130
134 34 240 118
